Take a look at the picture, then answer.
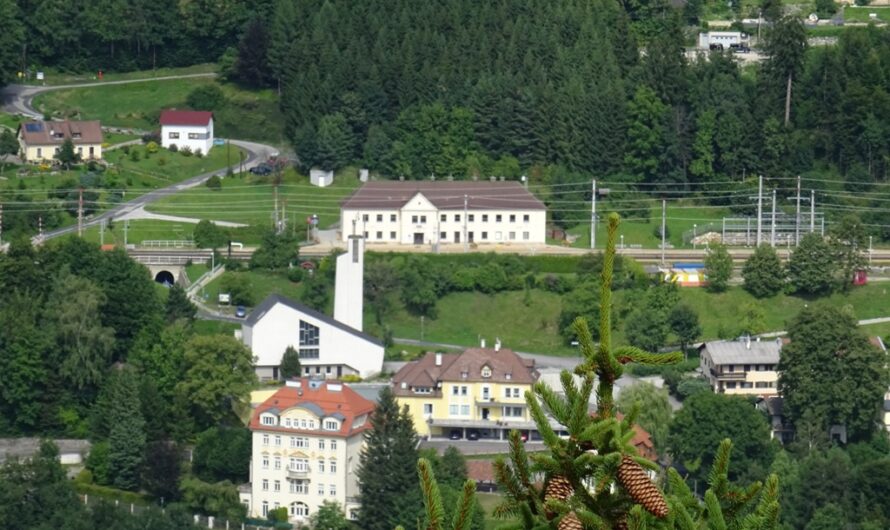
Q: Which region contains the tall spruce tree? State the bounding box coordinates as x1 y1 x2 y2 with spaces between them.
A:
484 214 779 529
106 367 146 490
357 386 421 530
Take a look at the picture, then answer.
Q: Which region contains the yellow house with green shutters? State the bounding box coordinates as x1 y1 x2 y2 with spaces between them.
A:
392 342 540 440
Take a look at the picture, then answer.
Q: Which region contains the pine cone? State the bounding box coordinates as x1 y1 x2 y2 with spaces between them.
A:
558 511 584 530
544 475 574 519
612 518 628 530
616 455 669 519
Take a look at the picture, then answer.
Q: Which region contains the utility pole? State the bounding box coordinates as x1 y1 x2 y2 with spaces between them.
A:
661 199 666 265
463 194 468 252
282 199 287 235
795 175 801 245
591 179 596 250
756 175 763 246
38 215 43 242
0 202 3 247
770 189 776 247
869 235 873 268
273 185 279 233
123 220 129 247
77 188 84 237
809 189 815 233
99 219 105 246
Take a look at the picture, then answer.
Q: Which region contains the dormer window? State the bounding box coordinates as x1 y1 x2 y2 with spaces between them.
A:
461 370 468 379
481 366 492 378
324 420 339 431
505 373 512 380
261 415 277 426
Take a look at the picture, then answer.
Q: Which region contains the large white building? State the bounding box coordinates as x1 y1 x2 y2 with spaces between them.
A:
241 236 384 380
159 110 214 155
239 379 374 523
339 180 547 246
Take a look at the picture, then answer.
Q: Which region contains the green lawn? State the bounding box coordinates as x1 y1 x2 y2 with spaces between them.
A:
103 131 142 146
192 319 240 336
843 6 890 23
19 63 217 86
32 77 285 144
82 219 199 247
0 112 23 130
200 269 303 307
859 321 890 343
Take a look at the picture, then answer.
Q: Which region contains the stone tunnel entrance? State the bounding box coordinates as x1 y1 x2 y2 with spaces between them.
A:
154 270 176 285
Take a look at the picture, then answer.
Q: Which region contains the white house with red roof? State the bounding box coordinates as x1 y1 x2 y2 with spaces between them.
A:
159 109 214 155
239 379 375 523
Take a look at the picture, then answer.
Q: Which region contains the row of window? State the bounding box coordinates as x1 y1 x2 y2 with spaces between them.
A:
450 386 522 398
724 381 776 389
167 132 205 140
261 479 337 496
446 404 524 417
723 364 777 373
261 457 339 473
361 213 531 224
261 434 339 449
363 230 530 242
35 146 96 157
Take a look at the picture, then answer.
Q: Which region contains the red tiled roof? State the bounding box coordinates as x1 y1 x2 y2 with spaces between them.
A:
248 379 375 437
159 109 213 126
467 460 495 483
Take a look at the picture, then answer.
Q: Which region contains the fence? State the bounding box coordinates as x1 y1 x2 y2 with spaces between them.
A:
682 212 825 246
141 240 197 248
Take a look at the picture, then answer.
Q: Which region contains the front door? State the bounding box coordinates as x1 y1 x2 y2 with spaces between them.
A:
468 231 474 243
413 232 424 244
454 231 461 243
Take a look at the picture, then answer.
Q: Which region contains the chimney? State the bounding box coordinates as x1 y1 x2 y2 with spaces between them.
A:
334 235 365 331
435 353 442 366
480 338 486 348
495 338 501 352
746 335 751 350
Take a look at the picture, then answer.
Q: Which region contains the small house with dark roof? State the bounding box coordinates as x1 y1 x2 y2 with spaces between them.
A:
392 340 540 440
339 180 547 246
18 120 103 162
159 109 214 155
239 379 374 522
242 294 383 381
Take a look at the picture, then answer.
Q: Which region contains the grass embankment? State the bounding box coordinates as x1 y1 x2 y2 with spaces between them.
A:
33 77 285 145
20 63 217 86
199 269 304 307
843 6 890 23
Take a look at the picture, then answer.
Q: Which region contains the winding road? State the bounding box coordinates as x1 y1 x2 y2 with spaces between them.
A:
0 74 280 241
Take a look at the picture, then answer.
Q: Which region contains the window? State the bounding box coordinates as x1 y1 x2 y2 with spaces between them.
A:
262 457 269 469
482 214 489 222
481 366 492 378
262 479 269 491
290 502 309 517
744 364 751 372
295 437 309 448
318 483 325 495
523 214 530 222
504 387 520 398
318 460 325 473
188 132 201 139
274 435 281 446
36 148 42 157
274 480 281 492
423 403 433 415
420 215 427 223
509 232 516 240
363 231 368 238
376 231 382 239
390 231 396 239
452 386 459 396
262 434 269 446
440 214 447 222
289 436 296 448
168 132 180 139
509 214 516 222
481 232 488 240
318 439 325 450
285 419 291 428
412 215 418 223
274 457 281 470
324 420 338 431
726 382 737 389
262 501 269 517
289 481 298 494
468 214 475 222
300 419 307 429
440 232 447 240
77 147 83 154
496 214 502 222
330 460 337 473
455 214 461 222
461 386 468 396
362 214 369 222
330 440 337 450
503 406 523 417
390 214 396 222
261 415 276 425
523 232 529 240
299 321 320 359
329 484 336 496
449 404 459 416
376 214 383 222
460 404 470 415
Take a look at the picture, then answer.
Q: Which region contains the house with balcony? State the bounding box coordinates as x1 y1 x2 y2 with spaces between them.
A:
392 341 540 440
339 180 547 246
239 379 375 523
699 338 781 396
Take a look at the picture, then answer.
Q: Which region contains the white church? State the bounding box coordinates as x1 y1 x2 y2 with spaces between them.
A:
240 236 384 380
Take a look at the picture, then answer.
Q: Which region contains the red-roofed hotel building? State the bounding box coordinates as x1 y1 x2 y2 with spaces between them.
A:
239 379 374 523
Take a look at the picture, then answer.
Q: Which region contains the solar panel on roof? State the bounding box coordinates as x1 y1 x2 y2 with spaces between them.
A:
24 123 43 133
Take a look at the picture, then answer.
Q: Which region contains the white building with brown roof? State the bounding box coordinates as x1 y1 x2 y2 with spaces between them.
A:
239 379 375 523
339 180 547 246
17 120 103 162
392 341 540 439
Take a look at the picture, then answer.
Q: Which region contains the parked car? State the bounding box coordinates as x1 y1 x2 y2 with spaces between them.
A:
467 429 480 441
449 429 462 440
235 305 247 318
249 164 272 175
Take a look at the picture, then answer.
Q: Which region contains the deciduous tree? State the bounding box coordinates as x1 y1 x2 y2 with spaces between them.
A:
743 244 785 298
616 381 672 451
705 243 732 292
787 233 837 295
668 303 701 355
279 346 301 380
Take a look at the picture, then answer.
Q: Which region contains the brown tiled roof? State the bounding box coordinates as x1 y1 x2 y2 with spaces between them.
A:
340 181 546 210
467 460 495 483
393 348 538 397
18 120 103 146
248 379 375 437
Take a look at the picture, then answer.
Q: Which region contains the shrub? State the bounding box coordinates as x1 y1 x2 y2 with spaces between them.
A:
451 268 476 291
146 141 159 154
268 507 289 523
205 175 222 190
186 84 226 111
141 132 160 144
168 143 178 152
287 266 304 283
180 146 193 157
341 374 362 383
157 157 167 166
194 148 203 158
121 145 130 154
129 148 141 162
541 273 575 293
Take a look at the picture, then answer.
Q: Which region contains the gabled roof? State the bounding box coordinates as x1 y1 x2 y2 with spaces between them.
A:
700 339 781 365
249 379 375 437
393 347 538 396
340 181 546 211
18 120 103 145
159 109 213 126
245 293 383 346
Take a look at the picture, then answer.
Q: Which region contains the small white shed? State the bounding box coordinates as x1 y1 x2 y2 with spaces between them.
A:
310 169 334 187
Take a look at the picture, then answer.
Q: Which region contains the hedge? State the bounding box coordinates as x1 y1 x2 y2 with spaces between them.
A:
73 481 152 505
366 251 584 274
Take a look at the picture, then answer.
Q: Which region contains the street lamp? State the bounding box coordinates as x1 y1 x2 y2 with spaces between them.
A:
693 224 698 249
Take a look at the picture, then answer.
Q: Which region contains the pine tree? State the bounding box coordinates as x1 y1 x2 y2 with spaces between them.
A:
165 284 196 323
279 345 301 380
107 367 146 491
483 214 780 529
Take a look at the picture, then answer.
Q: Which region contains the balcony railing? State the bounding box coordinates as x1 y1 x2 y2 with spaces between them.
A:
714 370 746 380
287 469 310 480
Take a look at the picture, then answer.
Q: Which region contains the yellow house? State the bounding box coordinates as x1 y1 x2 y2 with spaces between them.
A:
392 343 539 440
18 120 103 163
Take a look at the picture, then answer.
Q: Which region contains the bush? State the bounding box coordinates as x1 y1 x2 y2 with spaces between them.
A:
180 146 193 157
194 148 204 158
121 145 130 154
186 84 226 111
341 374 362 383
168 143 178 152
157 157 167 166
73 481 151 505
541 274 575 293
129 148 141 162
142 131 160 144
205 175 222 190
146 141 159 154
287 266 304 283
268 507 288 523
653 223 670 240
86 440 111 485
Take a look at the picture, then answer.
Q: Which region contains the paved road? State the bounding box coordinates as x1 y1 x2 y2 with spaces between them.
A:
1 73 217 118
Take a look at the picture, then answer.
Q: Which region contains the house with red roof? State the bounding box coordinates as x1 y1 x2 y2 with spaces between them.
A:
159 109 214 155
238 379 375 523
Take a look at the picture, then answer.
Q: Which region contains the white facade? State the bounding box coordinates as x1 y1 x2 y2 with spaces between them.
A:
161 120 214 155
310 169 334 187
341 199 547 244
700 339 780 396
242 295 384 381
697 31 749 49
334 237 364 331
